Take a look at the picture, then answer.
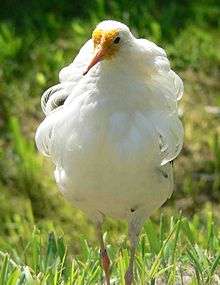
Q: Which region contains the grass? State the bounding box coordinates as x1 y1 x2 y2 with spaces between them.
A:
0 0 220 283
0 211 220 284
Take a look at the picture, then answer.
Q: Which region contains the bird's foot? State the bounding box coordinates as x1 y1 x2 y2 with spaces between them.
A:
100 248 111 285
124 268 133 285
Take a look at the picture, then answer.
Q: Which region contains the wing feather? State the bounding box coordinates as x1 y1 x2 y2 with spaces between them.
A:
138 38 184 164
40 39 93 116
36 40 93 155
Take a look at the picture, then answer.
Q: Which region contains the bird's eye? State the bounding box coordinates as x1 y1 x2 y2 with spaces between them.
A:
113 37 120 44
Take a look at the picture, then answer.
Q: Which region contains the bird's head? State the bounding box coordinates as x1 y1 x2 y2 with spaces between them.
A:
83 20 133 75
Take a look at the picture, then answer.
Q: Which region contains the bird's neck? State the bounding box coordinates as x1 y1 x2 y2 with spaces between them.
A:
97 56 147 83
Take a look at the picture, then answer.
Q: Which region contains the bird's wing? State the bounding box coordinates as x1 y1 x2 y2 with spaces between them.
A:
41 39 93 116
35 109 61 156
138 39 184 164
36 39 94 155
41 82 73 115
138 38 184 102
150 111 184 165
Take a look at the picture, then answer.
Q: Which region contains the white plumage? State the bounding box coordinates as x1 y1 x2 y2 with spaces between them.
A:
35 20 183 285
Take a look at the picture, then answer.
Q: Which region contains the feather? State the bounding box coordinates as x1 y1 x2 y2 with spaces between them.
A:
41 82 75 115
136 38 184 164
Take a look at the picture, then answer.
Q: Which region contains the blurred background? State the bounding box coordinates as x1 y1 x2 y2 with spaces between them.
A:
0 0 219 255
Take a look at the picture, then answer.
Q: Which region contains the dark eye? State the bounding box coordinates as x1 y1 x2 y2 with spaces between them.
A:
113 37 120 44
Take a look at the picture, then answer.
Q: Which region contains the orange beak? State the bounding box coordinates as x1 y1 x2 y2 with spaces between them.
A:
83 44 107 76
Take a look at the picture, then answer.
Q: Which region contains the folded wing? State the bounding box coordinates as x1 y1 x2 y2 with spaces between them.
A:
35 39 93 155
138 38 184 164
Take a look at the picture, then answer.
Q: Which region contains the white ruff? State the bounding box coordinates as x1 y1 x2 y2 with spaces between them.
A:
35 20 184 222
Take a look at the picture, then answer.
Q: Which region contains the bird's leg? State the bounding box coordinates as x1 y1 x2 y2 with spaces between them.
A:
96 223 111 285
124 244 136 285
125 216 144 285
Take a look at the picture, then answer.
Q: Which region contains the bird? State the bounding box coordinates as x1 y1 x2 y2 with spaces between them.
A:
35 20 184 285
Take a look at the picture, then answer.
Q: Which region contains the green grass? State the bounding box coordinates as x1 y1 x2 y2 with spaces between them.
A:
0 211 220 284
0 0 220 283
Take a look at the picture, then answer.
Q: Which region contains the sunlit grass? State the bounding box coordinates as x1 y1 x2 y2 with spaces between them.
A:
0 212 220 284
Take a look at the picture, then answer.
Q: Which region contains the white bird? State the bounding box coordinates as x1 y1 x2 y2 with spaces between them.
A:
35 20 184 285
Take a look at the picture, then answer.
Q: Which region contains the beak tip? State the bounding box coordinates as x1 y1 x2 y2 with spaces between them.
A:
83 70 88 76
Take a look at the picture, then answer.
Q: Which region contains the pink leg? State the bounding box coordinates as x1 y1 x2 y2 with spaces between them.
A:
97 223 111 285
125 214 144 285
124 246 136 285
